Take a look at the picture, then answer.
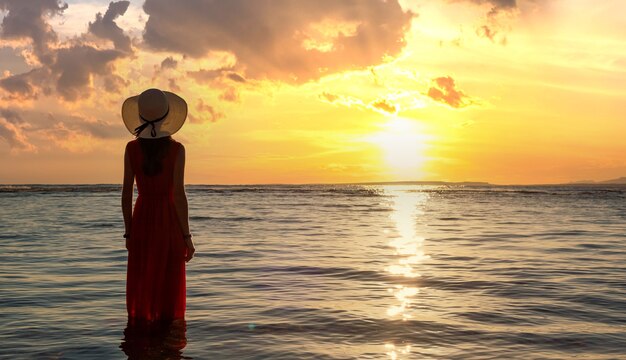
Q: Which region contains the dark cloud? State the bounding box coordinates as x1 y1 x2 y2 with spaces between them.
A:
0 109 35 151
0 108 22 123
0 68 52 99
371 99 396 114
0 0 131 101
0 69 42 99
152 56 178 82
427 76 470 108
160 56 178 70
0 0 68 64
226 72 246 83
88 0 132 53
103 73 129 93
142 0 414 82
52 45 125 101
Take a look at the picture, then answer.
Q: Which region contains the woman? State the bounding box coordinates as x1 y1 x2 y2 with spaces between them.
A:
121 88 195 325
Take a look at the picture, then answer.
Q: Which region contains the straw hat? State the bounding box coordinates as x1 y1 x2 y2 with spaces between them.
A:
122 88 187 138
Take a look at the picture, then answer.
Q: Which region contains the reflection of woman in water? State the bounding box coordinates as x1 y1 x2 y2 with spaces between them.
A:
120 88 195 355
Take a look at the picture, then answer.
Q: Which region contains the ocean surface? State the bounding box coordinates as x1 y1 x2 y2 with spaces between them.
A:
1 184 625 359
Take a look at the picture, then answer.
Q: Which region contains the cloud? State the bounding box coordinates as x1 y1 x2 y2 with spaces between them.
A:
464 0 516 15
186 67 245 102
187 67 247 86
0 109 124 151
103 73 129 93
456 0 518 44
226 72 246 83
168 78 181 92
475 14 512 45
38 112 123 151
0 68 50 99
318 92 367 109
187 68 229 83
0 108 22 123
0 0 132 101
60 116 122 139
319 92 339 102
160 56 178 70
0 0 68 64
319 91 395 114
219 87 239 103
43 121 103 152
53 45 125 100
370 99 397 114
320 90 427 115
152 56 179 82
427 76 471 108
0 109 36 151
88 0 132 53
189 99 222 123
142 0 414 82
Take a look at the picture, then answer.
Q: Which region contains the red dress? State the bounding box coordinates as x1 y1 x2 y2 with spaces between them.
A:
126 138 187 323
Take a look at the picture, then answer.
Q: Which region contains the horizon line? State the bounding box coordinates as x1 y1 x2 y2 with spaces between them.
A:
2 178 625 187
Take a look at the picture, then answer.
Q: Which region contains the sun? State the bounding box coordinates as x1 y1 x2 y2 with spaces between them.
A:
365 117 430 180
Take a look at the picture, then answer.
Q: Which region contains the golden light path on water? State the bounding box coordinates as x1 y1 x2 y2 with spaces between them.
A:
382 186 430 359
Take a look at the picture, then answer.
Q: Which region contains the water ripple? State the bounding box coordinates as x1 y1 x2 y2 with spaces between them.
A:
1 184 625 359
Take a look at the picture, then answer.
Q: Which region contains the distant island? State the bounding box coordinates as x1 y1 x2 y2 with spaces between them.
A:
566 177 626 185
342 177 626 186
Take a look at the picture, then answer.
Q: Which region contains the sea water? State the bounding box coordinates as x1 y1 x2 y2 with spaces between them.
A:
1 184 625 359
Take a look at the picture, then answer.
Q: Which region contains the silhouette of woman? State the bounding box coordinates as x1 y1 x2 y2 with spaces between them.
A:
120 88 195 328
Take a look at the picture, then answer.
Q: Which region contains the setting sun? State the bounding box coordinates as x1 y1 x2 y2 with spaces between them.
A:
365 117 431 180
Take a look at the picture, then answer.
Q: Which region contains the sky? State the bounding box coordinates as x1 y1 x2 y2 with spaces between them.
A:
0 0 625 185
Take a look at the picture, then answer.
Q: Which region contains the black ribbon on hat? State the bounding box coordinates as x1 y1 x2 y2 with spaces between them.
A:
133 108 170 137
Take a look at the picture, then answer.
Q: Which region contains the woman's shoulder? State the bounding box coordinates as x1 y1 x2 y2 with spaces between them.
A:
170 138 184 150
125 138 138 151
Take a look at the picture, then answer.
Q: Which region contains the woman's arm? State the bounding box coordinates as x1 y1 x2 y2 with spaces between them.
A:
121 143 134 250
173 143 195 262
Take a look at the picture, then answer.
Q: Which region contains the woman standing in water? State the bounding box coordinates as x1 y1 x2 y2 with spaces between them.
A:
121 88 195 325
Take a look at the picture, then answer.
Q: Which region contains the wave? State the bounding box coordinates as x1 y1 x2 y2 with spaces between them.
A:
2 184 624 198
0 184 121 193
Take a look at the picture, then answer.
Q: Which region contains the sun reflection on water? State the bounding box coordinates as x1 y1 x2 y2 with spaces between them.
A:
382 186 430 358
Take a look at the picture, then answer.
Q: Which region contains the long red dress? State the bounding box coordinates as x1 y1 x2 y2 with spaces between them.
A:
126 138 187 324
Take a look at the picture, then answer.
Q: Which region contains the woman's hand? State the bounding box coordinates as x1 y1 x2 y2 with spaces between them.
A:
185 242 195 262
183 233 195 262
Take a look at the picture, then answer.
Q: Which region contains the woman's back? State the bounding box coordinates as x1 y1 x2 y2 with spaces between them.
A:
125 137 187 323
128 138 178 198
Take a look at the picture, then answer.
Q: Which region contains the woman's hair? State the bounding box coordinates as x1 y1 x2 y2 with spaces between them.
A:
138 136 172 176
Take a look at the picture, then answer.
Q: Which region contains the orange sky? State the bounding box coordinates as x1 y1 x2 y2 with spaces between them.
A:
1 0 625 184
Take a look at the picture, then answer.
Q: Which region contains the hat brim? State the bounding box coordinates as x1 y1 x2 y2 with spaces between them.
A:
122 91 187 138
